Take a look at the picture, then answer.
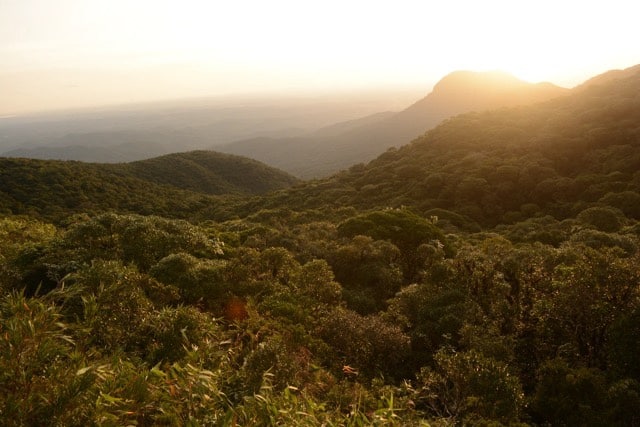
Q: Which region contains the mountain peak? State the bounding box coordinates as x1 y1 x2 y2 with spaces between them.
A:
404 70 567 118
432 70 526 95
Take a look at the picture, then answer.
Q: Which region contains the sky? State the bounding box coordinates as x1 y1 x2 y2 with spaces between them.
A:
1 0 638 115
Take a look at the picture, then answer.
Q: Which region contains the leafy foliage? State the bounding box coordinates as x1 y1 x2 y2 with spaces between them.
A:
1 65 640 424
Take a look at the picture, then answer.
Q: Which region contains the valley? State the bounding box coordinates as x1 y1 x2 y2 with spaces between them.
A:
1 65 639 425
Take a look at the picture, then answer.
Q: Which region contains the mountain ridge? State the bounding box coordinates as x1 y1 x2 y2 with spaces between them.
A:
220 70 568 178
221 64 640 228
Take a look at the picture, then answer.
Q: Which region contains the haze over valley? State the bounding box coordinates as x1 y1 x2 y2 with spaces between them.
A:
2 0 636 177
0 88 421 164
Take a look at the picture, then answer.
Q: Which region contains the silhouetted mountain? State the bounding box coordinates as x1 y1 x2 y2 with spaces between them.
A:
220 71 568 178
395 70 567 129
0 150 297 221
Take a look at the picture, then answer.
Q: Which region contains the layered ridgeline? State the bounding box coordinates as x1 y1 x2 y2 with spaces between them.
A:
0 150 297 221
220 71 568 178
2 66 638 229
229 65 640 229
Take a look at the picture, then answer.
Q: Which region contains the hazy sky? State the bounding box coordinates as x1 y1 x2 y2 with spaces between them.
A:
1 0 638 115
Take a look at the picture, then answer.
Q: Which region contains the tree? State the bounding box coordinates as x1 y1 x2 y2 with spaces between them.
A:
576 206 625 232
150 252 227 307
415 349 524 424
315 307 410 378
535 246 640 369
329 235 402 313
337 209 449 282
531 358 607 426
294 259 342 305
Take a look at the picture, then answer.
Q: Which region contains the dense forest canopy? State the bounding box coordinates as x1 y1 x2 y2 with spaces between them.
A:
1 65 640 425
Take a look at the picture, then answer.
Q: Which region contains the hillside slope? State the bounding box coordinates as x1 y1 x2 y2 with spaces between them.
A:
227 65 640 228
220 71 568 178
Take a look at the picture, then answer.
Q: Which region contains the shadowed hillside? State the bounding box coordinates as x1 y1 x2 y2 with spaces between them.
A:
0 150 297 221
124 151 298 195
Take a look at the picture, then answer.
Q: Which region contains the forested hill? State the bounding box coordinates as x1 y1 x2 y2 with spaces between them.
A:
232 65 640 228
220 71 567 178
123 151 298 195
0 150 297 221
